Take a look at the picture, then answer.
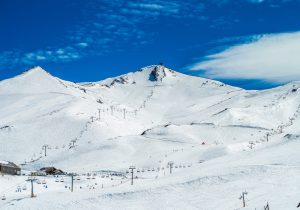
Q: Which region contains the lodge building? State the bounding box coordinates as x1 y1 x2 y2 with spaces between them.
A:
0 160 21 175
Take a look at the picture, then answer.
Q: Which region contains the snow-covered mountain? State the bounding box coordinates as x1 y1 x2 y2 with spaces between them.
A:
1 65 300 210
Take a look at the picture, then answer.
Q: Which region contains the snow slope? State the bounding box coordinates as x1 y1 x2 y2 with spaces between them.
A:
0 65 300 209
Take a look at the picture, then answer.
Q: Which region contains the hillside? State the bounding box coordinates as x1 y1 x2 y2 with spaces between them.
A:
0 65 300 210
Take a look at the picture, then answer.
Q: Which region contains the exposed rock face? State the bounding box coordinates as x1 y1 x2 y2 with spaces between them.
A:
149 65 167 82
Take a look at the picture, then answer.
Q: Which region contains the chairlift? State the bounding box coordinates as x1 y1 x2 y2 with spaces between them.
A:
60 178 64 182
55 178 59 182
16 186 22 192
22 185 27 190
76 177 81 181
1 195 6 200
42 180 46 184
36 179 41 184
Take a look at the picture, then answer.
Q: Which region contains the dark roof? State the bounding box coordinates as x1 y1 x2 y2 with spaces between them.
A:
40 167 64 174
0 160 21 169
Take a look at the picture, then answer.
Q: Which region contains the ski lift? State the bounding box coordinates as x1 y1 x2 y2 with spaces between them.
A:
151 168 155 171
76 177 81 181
1 195 6 200
36 180 41 184
42 180 46 185
60 178 64 182
16 186 22 192
22 185 27 190
55 178 59 182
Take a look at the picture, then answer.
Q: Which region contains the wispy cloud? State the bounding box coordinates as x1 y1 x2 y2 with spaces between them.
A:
0 45 85 68
189 31 300 83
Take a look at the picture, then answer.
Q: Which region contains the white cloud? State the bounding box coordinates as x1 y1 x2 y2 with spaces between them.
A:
0 46 84 67
77 42 89 48
189 31 300 83
127 2 179 14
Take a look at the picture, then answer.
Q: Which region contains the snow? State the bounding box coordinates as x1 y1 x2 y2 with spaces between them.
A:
0 160 8 165
1 65 300 209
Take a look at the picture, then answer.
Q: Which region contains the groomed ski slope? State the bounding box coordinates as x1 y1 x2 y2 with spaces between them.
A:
0 65 300 209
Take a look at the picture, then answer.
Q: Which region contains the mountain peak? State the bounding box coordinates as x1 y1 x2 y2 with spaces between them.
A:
137 64 178 82
21 66 52 78
0 66 68 94
149 65 170 81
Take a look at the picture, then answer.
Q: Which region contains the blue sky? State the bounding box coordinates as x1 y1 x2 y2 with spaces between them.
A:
1 0 300 89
